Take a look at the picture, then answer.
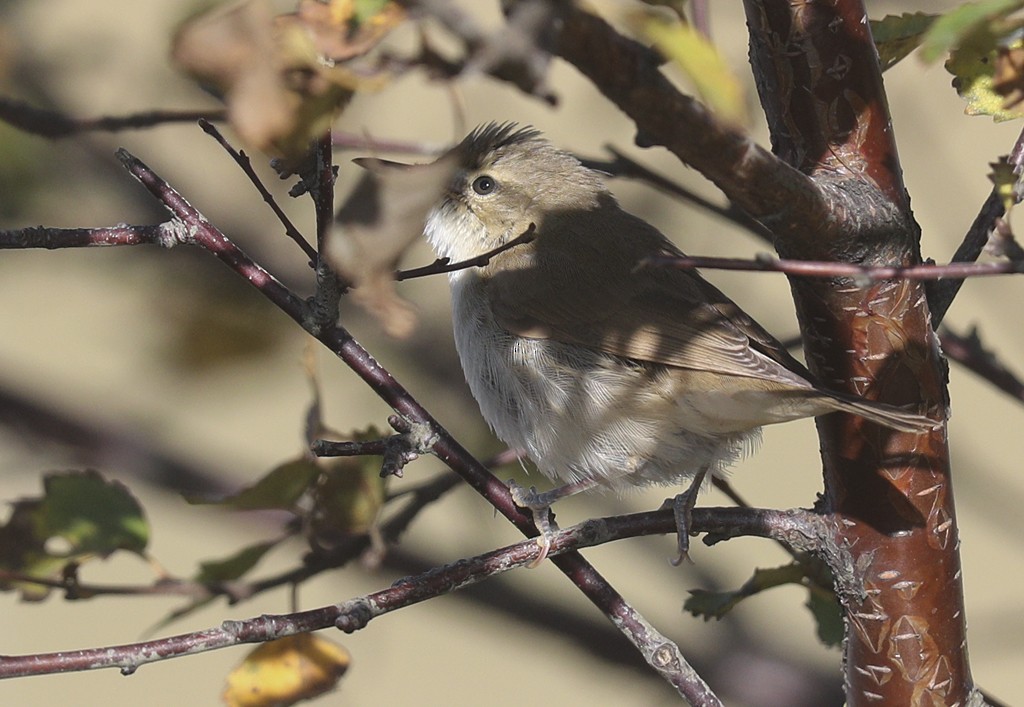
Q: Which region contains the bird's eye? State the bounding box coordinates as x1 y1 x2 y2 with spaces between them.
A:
472 175 496 195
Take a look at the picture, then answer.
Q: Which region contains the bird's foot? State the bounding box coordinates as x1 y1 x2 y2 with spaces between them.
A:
661 467 709 566
507 480 558 567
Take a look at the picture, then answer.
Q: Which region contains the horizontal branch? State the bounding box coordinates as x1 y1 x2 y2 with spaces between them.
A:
0 95 223 138
395 224 536 280
0 506 818 680
0 223 186 250
645 253 1024 281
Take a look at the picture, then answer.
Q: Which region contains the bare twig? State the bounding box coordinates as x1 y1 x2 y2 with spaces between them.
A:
312 415 437 479
0 505 817 691
0 224 183 249
0 96 223 138
396 223 536 280
199 119 317 266
646 253 1024 281
929 125 1024 325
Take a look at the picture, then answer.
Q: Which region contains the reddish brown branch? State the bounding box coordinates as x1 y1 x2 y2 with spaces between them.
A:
0 224 182 249
555 4 829 245
647 253 1024 281
739 2 970 704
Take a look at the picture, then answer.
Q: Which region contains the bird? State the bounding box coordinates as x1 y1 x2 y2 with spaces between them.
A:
422 122 936 563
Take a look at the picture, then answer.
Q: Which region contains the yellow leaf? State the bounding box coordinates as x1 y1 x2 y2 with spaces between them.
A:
947 34 1024 122
989 157 1018 213
641 16 747 127
223 634 351 707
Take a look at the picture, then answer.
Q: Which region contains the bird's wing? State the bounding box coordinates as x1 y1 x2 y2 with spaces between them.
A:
483 211 808 385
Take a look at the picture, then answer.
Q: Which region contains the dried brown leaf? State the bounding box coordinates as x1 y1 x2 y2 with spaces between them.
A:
993 45 1024 108
327 154 458 337
172 0 401 159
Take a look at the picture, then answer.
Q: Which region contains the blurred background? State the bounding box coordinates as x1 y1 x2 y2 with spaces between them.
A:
0 0 1021 704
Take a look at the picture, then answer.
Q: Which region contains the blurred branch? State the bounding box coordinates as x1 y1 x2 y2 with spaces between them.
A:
929 125 1024 326
554 4 828 248
0 96 223 138
332 130 446 155
0 380 231 498
580 147 772 241
940 327 1024 405
397 0 561 104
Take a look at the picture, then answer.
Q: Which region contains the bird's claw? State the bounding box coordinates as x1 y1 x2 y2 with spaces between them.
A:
508 479 557 567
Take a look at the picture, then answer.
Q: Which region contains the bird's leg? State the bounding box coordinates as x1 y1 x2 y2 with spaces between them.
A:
507 477 601 566
663 466 710 566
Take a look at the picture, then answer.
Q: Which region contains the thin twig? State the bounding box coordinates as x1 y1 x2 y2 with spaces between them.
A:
0 506 816 686
198 119 317 266
396 223 536 280
929 125 1024 325
646 253 1024 281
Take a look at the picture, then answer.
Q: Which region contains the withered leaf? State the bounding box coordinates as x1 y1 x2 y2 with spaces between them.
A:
172 0 401 159
222 634 350 707
994 44 1024 109
327 153 458 337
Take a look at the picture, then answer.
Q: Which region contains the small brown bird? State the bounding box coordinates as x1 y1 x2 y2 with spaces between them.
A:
424 123 935 562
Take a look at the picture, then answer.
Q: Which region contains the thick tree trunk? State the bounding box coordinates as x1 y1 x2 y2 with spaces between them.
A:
744 1 971 704
556 0 976 701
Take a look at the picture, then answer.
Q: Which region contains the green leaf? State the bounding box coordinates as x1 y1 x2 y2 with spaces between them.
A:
195 540 279 583
871 13 939 71
920 0 1024 63
685 564 804 620
187 458 320 511
805 585 843 647
946 32 1024 121
989 156 1019 211
641 16 747 126
309 457 387 546
36 470 149 557
353 0 393 24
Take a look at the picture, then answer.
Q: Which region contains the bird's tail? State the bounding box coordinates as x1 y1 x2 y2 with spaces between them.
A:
821 391 939 433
